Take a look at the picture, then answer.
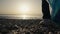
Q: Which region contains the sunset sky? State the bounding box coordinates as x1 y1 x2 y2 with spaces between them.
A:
0 0 43 19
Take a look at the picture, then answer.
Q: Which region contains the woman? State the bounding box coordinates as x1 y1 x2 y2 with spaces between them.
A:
42 0 51 19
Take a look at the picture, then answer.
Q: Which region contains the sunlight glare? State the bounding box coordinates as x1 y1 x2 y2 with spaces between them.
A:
21 15 28 19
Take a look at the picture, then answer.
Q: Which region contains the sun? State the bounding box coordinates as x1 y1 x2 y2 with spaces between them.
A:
18 4 30 13
20 5 29 12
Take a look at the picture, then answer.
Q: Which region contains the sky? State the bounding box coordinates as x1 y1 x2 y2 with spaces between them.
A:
0 0 43 19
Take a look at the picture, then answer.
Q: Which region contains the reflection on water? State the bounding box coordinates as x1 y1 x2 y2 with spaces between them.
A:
0 15 42 19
